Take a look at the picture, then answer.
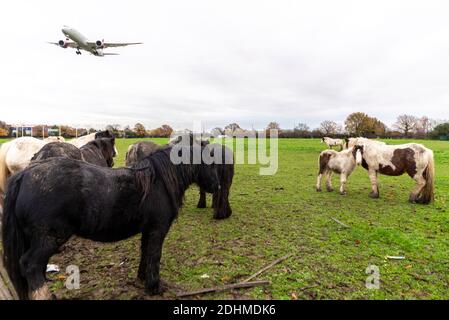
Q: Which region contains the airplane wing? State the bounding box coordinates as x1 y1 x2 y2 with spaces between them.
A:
47 42 78 48
87 42 142 48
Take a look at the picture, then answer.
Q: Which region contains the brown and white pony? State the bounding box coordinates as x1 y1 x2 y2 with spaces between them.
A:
316 146 363 195
322 137 345 150
348 138 435 204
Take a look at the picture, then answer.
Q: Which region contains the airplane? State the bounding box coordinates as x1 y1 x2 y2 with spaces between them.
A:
48 26 142 57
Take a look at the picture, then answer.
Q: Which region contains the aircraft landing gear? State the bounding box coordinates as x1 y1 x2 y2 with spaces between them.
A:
76 49 81 55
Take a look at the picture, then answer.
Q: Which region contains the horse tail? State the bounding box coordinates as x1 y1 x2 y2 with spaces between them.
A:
2 172 29 299
0 141 12 194
420 150 435 204
318 151 334 174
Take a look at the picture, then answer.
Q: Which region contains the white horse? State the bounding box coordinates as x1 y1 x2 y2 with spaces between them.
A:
316 146 363 195
348 137 435 204
68 132 98 148
44 136 65 142
322 137 345 150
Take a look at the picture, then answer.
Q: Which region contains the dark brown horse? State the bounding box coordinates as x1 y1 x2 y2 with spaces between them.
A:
31 138 116 168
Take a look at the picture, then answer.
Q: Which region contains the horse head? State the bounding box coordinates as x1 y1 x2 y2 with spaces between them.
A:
353 145 364 165
95 129 114 140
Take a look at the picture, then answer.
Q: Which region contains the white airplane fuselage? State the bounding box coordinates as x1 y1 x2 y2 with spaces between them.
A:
62 27 88 48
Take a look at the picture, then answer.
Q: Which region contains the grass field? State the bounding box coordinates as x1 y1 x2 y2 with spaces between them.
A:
2 138 449 299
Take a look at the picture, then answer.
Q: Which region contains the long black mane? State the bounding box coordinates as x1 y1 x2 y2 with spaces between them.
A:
132 146 198 210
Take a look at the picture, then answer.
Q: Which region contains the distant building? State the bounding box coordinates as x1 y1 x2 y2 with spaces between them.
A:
10 126 33 136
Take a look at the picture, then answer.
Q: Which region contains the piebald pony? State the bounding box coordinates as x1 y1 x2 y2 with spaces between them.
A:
347 138 435 204
317 146 363 195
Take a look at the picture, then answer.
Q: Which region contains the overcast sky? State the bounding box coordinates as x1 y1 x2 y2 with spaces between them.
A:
1 0 449 130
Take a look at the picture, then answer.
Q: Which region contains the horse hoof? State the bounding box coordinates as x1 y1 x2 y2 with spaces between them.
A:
146 280 167 296
316 188 322 192
326 187 334 192
213 213 231 220
369 192 379 199
340 192 347 196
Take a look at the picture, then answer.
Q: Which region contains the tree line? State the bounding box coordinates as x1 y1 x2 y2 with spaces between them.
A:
1 113 449 139
268 113 448 139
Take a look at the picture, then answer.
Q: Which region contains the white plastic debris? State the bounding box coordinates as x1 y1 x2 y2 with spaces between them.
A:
46 264 60 273
385 256 405 260
200 274 210 279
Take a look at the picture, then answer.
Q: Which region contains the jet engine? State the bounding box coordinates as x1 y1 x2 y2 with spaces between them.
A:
95 40 104 49
58 40 69 48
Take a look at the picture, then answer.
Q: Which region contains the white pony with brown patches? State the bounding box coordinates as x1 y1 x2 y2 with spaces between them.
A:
348 137 435 204
322 137 346 150
316 146 363 195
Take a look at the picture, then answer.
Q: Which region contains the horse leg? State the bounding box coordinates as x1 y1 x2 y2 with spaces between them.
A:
316 172 323 192
339 173 347 195
142 224 170 295
137 232 149 282
20 239 60 300
197 188 207 208
326 171 334 192
409 174 426 203
368 169 379 198
0 193 4 216
213 185 232 219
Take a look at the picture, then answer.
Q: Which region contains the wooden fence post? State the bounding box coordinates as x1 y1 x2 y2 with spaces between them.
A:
0 232 18 299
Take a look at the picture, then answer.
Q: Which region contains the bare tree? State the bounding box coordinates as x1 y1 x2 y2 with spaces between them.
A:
416 116 435 135
320 120 340 136
266 122 281 131
224 123 241 134
211 127 224 136
394 115 418 137
295 123 309 132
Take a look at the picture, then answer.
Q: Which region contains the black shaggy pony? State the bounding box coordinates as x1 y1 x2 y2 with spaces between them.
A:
31 138 116 167
130 134 235 219
196 143 234 219
2 145 219 299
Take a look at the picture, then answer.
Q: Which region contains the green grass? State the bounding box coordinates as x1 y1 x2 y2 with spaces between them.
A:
1 138 449 299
